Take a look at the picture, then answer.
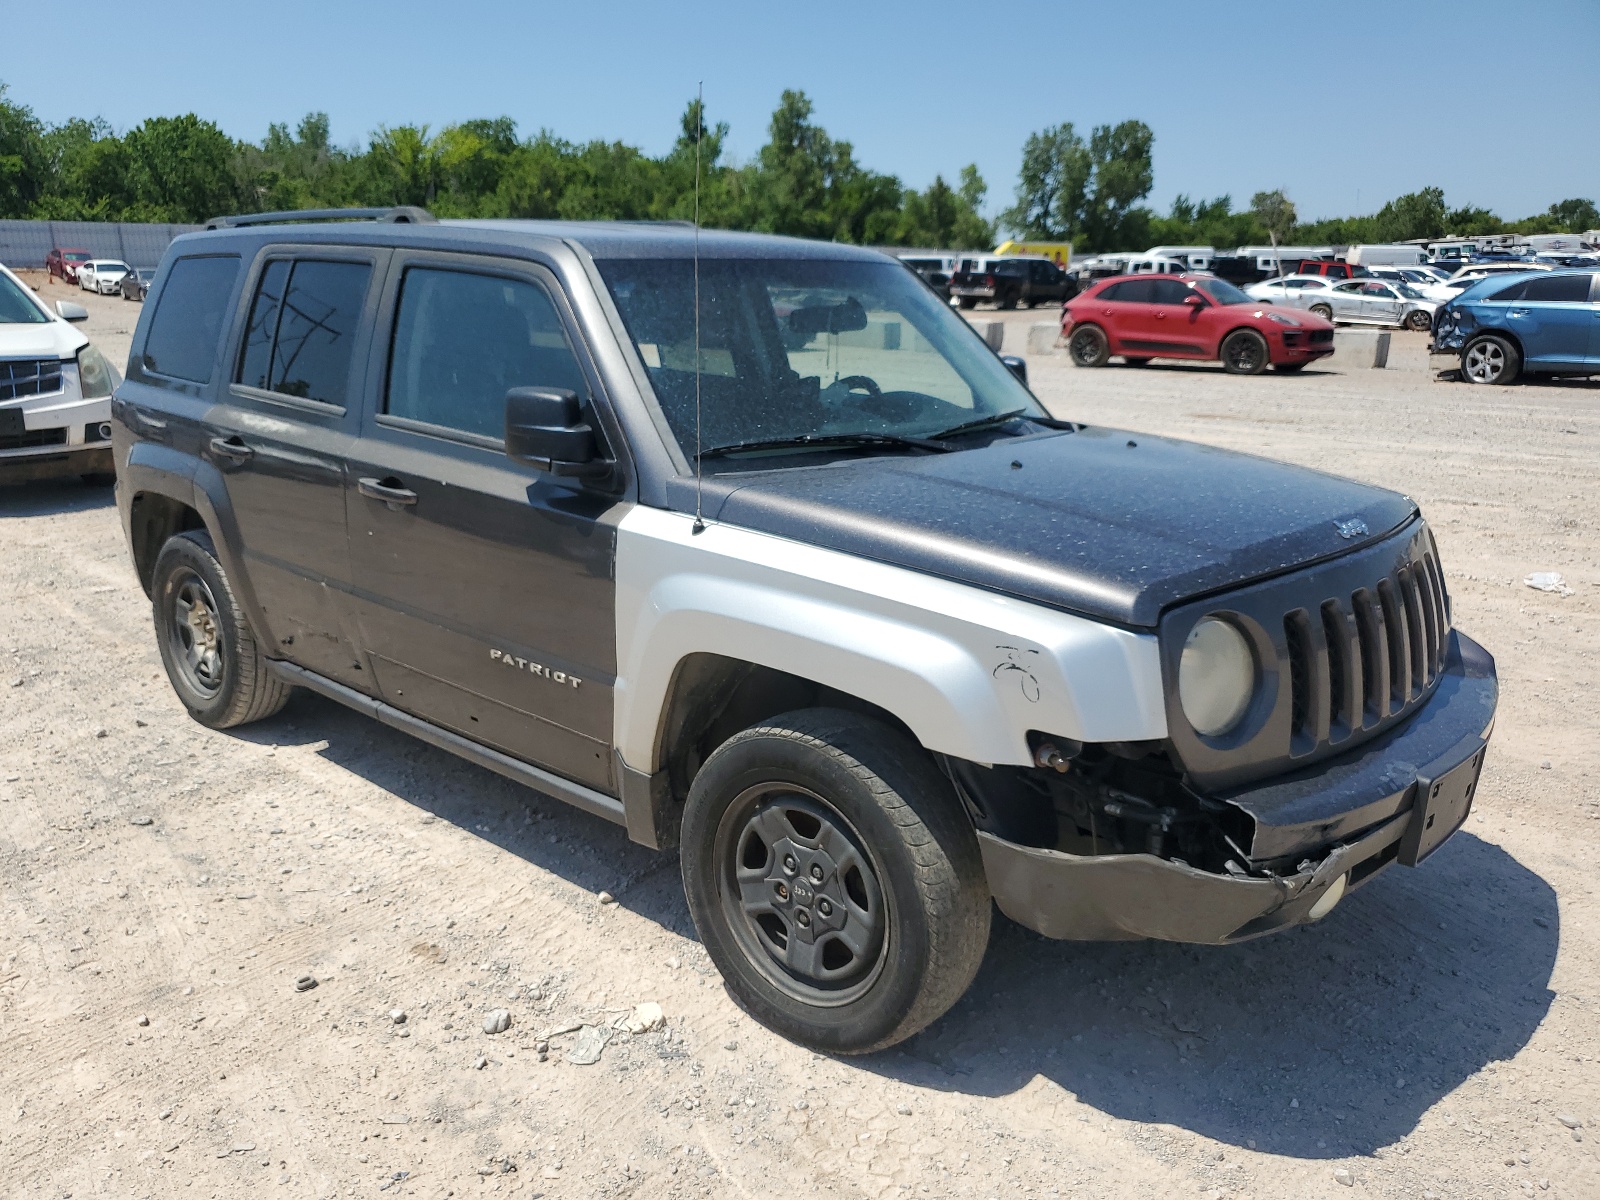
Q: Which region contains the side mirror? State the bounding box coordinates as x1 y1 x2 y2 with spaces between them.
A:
504 387 607 479
56 300 88 322
1183 293 1206 308
999 354 1028 385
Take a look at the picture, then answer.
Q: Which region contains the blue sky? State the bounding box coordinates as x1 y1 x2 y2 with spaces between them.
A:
6 0 1597 222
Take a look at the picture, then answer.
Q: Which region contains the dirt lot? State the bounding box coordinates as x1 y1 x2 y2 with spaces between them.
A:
2 283 1598 1199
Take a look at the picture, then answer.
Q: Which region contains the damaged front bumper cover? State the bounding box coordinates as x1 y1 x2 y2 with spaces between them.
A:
981 631 1497 944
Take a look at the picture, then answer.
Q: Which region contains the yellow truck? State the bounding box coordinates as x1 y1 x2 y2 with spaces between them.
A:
994 240 1072 268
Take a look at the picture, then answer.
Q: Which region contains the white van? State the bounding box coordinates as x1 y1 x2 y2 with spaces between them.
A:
1145 245 1214 271
1231 246 1335 276
1345 244 1428 267
1123 255 1189 275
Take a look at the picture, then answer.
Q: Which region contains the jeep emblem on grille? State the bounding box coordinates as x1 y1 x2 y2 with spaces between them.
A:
1334 518 1369 540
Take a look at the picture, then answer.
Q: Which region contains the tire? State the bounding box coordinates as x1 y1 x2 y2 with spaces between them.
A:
1461 334 1520 385
680 708 991 1054
998 292 1017 311
1122 357 1151 368
1309 303 1333 320
1068 324 1111 367
1220 328 1270 375
1273 362 1307 373
152 530 292 729
1406 309 1433 332
958 297 977 310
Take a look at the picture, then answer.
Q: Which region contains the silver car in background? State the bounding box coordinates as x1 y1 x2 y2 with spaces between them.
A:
1244 273 1339 311
1321 279 1438 330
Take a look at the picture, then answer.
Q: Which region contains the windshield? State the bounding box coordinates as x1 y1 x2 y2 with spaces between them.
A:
65 252 89 262
598 257 1043 458
1195 277 1254 305
0 272 50 324
1394 283 1426 299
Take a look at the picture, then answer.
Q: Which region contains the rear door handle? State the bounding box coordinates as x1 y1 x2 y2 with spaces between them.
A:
358 476 419 509
208 435 253 463
1509 308 1529 317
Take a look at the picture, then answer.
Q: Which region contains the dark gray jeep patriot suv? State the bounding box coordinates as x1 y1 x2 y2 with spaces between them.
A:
113 208 1498 1053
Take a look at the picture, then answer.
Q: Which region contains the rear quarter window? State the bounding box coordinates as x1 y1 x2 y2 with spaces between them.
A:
143 255 241 384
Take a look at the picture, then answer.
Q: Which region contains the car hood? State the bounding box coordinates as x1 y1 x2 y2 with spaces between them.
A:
679 427 1418 628
0 319 87 359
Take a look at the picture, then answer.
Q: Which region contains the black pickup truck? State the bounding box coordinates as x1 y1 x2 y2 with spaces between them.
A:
113 207 1497 1054
950 255 1075 309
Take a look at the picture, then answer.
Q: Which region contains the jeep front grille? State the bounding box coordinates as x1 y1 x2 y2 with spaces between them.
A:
1284 541 1449 752
0 359 65 401
1159 520 1450 790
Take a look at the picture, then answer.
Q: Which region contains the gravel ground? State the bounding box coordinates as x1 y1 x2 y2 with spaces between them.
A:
1 282 1596 1199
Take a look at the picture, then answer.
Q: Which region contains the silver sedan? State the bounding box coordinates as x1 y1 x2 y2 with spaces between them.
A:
1320 279 1438 331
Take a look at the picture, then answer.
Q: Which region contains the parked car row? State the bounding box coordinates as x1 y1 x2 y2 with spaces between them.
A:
1245 275 1437 331
39 248 154 300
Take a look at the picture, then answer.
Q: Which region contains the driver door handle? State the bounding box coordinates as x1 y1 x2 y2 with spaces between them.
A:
208 435 253 463
358 477 418 509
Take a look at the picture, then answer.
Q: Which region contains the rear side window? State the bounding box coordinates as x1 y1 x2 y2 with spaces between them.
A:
1521 274 1592 303
1487 281 1526 302
143 256 240 383
385 268 586 441
237 258 371 406
1150 279 1192 305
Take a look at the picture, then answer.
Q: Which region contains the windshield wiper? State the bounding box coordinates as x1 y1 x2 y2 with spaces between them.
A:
929 408 1077 440
698 431 953 459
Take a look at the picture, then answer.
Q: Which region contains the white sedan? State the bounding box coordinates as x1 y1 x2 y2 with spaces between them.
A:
1244 274 1338 309
77 260 131 295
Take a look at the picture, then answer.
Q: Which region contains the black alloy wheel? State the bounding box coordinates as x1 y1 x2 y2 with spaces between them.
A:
680 709 990 1054
1220 328 1270 375
1068 324 1110 368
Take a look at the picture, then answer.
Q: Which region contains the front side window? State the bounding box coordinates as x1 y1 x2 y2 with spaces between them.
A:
143 256 240 383
386 267 586 440
0 272 50 324
598 257 1042 456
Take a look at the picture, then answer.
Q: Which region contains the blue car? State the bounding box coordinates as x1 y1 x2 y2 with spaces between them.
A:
1430 269 1600 384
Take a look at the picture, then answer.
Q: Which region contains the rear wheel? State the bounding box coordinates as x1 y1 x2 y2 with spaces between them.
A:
1309 303 1333 320
1461 335 1520 385
958 297 977 310
680 709 990 1054
1220 329 1270 375
1406 309 1433 332
152 530 292 729
1068 324 1111 367
998 292 1017 311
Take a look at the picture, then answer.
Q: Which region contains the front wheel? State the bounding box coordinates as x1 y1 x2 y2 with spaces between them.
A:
680 709 991 1054
1068 324 1111 367
152 530 292 729
1309 303 1333 320
1220 328 1270 375
1461 334 1520 385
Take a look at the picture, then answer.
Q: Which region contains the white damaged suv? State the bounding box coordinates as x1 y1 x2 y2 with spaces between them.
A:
0 261 121 483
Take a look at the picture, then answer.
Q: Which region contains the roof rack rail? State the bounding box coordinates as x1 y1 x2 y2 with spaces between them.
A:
204 206 438 231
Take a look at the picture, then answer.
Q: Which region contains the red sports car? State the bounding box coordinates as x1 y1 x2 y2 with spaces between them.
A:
45 247 92 284
1062 273 1335 374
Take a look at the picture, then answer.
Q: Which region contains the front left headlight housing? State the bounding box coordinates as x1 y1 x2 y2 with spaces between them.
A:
1178 616 1256 737
1264 311 1302 327
76 343 118 398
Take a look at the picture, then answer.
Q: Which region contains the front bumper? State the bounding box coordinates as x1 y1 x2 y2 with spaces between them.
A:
0 383 114 479
980 630 1496 944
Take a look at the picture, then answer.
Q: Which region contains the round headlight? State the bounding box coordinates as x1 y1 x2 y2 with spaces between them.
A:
1179 617 1255 737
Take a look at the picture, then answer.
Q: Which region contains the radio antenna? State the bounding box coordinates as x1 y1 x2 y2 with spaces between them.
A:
691 82 706 535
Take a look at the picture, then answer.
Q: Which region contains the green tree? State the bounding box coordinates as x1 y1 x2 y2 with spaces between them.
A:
1002 119 1153 251
121 114 239 221
1546 197 1599 233
362 124 442 207
0 83 46 217
1250 189 1297 243
1372 187 1447 242
1000 123 1089 240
